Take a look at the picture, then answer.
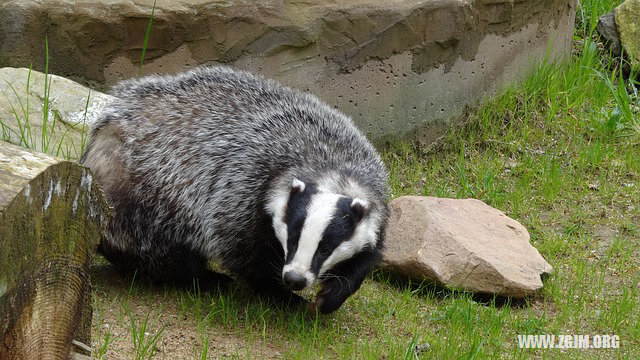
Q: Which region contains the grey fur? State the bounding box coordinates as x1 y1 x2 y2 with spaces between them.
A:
81 66 389 313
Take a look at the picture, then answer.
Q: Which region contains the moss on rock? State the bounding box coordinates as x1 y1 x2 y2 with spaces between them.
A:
615 0 640 69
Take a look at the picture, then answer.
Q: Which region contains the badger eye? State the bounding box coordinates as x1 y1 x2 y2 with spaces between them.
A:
319 247 330 257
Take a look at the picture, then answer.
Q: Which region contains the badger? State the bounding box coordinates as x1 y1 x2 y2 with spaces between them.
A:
81 66 389 314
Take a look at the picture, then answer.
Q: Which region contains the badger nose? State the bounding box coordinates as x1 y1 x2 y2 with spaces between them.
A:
283 271 307 291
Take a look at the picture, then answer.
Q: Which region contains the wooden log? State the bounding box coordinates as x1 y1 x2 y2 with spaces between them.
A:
0 141 110 359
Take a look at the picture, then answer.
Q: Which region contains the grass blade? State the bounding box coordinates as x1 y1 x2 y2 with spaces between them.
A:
139 0 157 77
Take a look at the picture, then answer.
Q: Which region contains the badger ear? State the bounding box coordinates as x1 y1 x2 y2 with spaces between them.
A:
291 178 305 194
350 198 369 222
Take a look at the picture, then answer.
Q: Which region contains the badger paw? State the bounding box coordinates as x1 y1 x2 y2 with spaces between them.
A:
308 279 351 314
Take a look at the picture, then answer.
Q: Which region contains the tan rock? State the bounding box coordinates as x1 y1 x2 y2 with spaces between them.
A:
382 196 552 298
0 67 113 159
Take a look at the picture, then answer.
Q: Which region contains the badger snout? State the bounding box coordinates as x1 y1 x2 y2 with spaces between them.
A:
283 271 307 291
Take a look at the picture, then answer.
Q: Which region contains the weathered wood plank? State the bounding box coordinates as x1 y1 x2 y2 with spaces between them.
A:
0 140 110 359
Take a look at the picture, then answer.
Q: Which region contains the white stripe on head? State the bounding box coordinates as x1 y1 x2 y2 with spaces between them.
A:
282 192 341 287
266 183 291 256
266 177 312 259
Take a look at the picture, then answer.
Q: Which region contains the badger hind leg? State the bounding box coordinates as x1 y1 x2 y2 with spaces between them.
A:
97 241 234 291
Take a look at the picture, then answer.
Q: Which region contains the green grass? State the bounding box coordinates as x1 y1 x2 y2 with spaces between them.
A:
124 300 165 360
3 39 62 153
92 293 115 359
575 0 623 37
379 57 639 358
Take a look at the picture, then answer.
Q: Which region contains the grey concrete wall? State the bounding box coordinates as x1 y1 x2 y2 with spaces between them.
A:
0 0 577 144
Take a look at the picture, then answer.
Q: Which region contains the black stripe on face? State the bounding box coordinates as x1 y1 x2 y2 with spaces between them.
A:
284 183 317 263
310 197 358 275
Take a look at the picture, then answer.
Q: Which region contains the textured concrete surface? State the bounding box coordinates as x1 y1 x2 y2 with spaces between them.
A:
0 0 577 143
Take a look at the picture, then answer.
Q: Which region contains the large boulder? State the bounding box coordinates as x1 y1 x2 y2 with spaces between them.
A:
615 0 640 68
381 196 553 298
0 67 113 159
0 0 577 144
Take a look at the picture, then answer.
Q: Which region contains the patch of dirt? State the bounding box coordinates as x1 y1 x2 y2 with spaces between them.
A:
592 224 618 258
89 264 282 359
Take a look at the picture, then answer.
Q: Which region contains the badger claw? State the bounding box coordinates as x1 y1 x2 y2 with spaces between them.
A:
307 298 322 314
307 281 347 314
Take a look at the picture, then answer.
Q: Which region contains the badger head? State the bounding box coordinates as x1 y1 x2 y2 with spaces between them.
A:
266 177 383 313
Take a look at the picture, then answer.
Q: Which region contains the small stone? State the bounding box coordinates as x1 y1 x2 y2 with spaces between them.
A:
414 342 431 354
381 196 553 298
505 158 519 169
596 12 622 56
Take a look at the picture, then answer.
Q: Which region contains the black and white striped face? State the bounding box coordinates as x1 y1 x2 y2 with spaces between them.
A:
268 178 378 291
